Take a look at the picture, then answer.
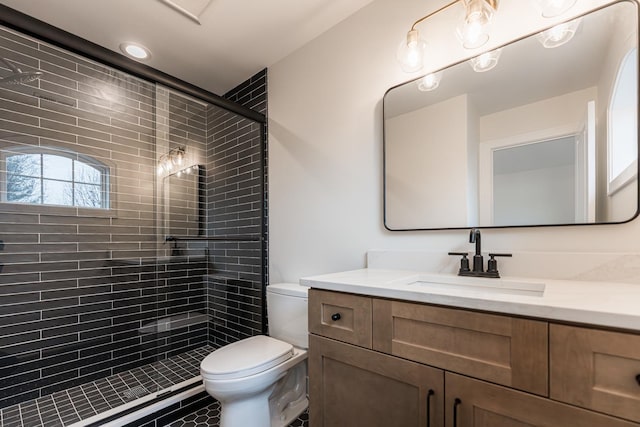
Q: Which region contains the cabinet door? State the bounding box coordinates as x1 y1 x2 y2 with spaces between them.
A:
550 324 640 422
373 299 548 395
309 289 372 348
445 372 639 427
309 334 444 427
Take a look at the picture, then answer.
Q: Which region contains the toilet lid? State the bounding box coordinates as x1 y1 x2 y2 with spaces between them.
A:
201 335 294 380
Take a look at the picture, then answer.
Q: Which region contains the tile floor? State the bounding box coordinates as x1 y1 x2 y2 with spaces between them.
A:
166 400 309 427
0 346 214 427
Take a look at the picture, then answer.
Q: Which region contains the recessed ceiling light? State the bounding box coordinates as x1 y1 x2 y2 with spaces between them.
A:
119 43 151 60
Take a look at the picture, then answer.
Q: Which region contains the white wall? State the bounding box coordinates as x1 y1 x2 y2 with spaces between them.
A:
268 0 640 284
479 87 597 143
493 164 575 226
385 95 471 229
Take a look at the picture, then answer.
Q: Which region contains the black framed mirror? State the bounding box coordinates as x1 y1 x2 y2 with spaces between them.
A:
383 1 639 230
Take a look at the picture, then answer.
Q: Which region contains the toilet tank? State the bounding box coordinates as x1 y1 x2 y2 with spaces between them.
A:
266 283 309 349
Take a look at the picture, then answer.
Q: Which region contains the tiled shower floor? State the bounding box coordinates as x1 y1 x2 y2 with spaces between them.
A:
0 346 214 427
165 400 309 427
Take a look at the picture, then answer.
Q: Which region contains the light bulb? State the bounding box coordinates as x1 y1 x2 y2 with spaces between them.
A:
464 21 488 48
535 0 577 18
157 164 164 175
177 170 182 178
537 18 581 48
469 48 502 72
417 72 443 92
397 29 427 73
456 0 494 49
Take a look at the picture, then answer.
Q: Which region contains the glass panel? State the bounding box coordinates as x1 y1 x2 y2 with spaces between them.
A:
7 153 41 178
7 176 41 203
43 179 72 206
74 160 102 184
43 154 73 180
74 183 102 207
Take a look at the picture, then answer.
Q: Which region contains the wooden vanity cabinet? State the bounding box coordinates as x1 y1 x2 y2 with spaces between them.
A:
309 290 640 427
309 334 444 427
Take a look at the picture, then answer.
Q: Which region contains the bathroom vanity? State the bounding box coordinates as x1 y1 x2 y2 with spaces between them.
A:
303 269 640 426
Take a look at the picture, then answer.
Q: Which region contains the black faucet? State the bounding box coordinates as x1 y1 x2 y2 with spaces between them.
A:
469 228 483 273
448 229 512 278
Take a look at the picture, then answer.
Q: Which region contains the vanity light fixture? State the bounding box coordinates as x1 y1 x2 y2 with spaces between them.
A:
417 72 443 91
397 0 498 73
157 146 186 175
469 48 502 72
537 18 581 48
119 42 151 61
534 0 577 18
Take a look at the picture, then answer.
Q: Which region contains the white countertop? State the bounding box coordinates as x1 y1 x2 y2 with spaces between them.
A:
300 268 640 331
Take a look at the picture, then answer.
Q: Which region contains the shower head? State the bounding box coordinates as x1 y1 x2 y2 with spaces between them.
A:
0 57 43 85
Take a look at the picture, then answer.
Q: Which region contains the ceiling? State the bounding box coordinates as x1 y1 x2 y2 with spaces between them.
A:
1 0 375 95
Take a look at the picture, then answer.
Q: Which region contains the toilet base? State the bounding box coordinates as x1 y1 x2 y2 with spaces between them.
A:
219 388 274 427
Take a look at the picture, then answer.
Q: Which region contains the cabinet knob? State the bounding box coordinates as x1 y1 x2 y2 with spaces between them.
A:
636 374 640 386
331 313 341 321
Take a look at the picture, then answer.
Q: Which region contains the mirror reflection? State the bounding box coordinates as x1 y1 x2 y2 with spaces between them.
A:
384 1 638 230
163 164 204 237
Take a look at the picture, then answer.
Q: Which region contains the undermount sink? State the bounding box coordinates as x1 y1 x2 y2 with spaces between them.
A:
396 274 546 297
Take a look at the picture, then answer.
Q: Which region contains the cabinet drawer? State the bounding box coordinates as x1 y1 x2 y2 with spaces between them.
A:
309 289 372 348
373 299 548 395
550 324 640 423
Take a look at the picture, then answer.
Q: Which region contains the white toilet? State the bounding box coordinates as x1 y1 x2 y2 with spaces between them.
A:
200 283 309 427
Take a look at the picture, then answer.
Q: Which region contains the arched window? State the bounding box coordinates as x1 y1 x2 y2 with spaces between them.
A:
3 148 109 208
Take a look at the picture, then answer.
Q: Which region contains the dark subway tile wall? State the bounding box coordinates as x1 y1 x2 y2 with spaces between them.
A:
0 27 211 409
206 70 267 348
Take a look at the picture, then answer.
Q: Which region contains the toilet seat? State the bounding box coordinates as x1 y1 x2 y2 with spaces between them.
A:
201 335 294 380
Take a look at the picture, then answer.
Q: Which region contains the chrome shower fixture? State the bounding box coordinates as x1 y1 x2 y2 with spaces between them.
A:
0 57 43 85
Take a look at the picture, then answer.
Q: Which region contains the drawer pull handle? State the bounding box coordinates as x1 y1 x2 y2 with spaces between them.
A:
426 389 434 427
636 374 640 386
331 313 341 321
453 398 462 427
